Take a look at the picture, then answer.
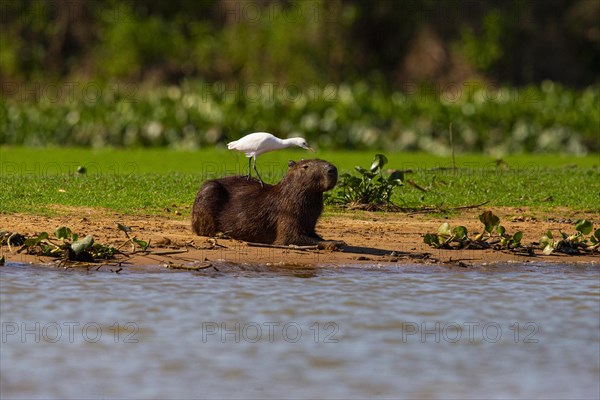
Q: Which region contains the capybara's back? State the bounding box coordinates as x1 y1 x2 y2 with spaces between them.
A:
191 159 341 246
191 176 277 243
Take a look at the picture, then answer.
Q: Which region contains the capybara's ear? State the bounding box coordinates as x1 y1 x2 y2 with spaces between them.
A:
288 160 296 168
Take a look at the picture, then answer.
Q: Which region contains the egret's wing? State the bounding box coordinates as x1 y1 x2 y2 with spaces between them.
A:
252 134 279 156
227 132 278 157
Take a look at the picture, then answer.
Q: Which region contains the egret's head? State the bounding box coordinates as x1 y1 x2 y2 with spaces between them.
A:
288 137 315 152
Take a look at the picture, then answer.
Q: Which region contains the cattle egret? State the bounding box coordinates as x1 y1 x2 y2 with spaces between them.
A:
227 132 315 184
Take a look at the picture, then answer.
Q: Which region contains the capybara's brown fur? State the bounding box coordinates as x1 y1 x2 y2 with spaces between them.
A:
191 159 341 246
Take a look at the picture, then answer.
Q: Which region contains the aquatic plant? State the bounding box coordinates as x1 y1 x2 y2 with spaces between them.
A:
539 220 599 255
117 223 150 251
5 223 151 263
2 81 597 155
16 226 116 261
424 211 525 252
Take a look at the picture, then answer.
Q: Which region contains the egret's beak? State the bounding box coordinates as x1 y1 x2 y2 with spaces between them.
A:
306 146 316 153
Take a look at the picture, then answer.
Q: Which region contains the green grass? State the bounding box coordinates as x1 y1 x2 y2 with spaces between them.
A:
1 147 599 216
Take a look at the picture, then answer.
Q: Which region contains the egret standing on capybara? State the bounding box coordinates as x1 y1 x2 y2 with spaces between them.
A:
191 159 343 247
227 132 315 185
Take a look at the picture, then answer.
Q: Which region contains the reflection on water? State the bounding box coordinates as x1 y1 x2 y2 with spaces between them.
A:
1 262 599 399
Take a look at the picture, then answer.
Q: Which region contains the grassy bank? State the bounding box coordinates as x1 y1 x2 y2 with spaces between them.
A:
1 147 598 215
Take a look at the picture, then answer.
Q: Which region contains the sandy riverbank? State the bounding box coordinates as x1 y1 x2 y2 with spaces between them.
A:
1 206 598 270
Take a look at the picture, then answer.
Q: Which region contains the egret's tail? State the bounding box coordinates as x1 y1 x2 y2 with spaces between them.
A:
227 140 238 150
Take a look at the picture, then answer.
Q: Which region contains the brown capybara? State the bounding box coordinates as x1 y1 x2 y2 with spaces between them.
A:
191 159 343 247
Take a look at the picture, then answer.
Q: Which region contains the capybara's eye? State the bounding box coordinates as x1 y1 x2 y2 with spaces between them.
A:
302 165 309 169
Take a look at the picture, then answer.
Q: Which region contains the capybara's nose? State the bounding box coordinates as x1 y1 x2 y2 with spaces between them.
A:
327 165 337 177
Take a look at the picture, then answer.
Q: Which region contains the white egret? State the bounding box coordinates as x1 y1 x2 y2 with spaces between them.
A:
227 132 315 184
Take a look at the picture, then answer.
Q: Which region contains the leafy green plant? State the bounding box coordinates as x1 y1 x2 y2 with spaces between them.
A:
498 226 524 249
424 223 472 249
117 223 149 251
539 220 599 255
332 154 403 209
17 226 116 261
5 223 153 266
2 80 597 154
478 210 500 236
424 211 525 251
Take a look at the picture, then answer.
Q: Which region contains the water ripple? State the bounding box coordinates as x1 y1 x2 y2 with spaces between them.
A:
1 262 599 399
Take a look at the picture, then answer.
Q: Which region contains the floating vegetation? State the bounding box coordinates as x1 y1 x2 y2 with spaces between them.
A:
539 220 600 255
0 223 154 267
0 224 224 271
424 211 530 254
2 81 597 155
424 211 598 257
11 226 117 262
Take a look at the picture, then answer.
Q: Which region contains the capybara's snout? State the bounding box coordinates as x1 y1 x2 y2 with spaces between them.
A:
327 165 337 178
324 164 338 189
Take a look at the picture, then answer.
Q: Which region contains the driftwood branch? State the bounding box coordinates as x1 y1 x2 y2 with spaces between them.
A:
246 242 319 251
406 201 490 215
164 262 213 271
150 249 189 256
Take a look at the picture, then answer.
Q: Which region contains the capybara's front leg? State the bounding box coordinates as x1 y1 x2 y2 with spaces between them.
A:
316 240 346 250
274 223 345 249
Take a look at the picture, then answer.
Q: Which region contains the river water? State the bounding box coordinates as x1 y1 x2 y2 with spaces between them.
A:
1 262 599 399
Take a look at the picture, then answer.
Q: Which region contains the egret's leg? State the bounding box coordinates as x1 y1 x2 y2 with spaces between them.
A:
253 157 264 186
246 157 252 179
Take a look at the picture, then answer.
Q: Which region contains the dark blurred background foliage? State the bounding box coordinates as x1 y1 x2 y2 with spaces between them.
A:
0 0 598 153
2 0 599 86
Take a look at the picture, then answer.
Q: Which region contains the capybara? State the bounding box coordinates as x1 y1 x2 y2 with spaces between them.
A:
191 159 343 247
